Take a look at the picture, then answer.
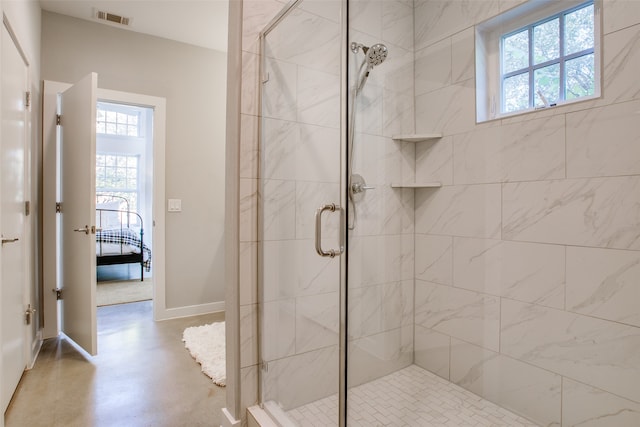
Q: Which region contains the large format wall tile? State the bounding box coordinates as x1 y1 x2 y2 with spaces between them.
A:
603 24 640 104
452 27 475 83
450 339 561 427
603 0 640 34
382 0 414 50
415 234 452 285
262 179 296 241
415 281 500 351
415 79 477 136
262 58 298 121
503 176 640 250
567 246 640 327
242 0 287 54
453 115 565 184
414 38 451 96
262 346 339 410
297 66 340 128
415 184 502 238
261 299 296 361
567 100 640 178
453 238 565 309
563 378 640 427
296 292 339 353
501 299 640 403
348 234 413 287
415 136 453 185
414 326 450 379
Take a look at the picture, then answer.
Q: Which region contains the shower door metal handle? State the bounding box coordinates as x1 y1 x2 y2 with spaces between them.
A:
315 203 345 258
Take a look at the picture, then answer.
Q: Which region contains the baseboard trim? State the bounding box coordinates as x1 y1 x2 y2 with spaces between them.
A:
27 329 44 370
221 408 241 427
156 301 225 321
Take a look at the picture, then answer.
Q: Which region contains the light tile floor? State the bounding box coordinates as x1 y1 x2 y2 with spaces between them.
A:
286 364 539 426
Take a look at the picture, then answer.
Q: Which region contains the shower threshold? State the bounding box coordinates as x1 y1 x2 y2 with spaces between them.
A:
272 365 540 426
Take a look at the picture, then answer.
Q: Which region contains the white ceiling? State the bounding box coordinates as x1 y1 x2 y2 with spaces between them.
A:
39 0 229 52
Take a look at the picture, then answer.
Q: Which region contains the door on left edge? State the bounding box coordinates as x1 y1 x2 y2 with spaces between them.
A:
1 21 29 413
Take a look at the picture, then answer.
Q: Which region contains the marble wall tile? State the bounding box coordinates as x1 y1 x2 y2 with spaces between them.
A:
242 0 287 54
351 133 402 186
414 0 499 50
503 177 640 250
382 0 414 50
351 185 414 236
501 299 640 402
567 99 640 178
296 292 339 353
381 280 414 330
603 24 640 105
240 178 258 243
415 184 502 239
350 0 383 39
354 82 384 137
415 136 454 185
603 0 640 35
262 179 296 241
415 78 477 136
241 51 259 117
240 241 258 306
414 38 452 96
297 66 341 128
262 117 298 181
262 58 297 121
262 299 296 361
348 234 414 287
298 0 341 24
382 87 415 138
262 239 339 301
262 346 339 410
450 339 561 427
453 115 566 184
567 246 640 327
452 28 475 84
563 378 640 427
414 326 451 380
415 281 501 351
348 284 383 339
453 238 565 309
240 114 259 179
265 8 341 76
415 234 453 285
379 43 414 93
347 326 413 387
296 124 341 183
240 366 259 420
240 304 259 370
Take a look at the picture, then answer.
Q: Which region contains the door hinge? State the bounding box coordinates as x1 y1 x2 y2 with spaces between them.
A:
25 304 36 325
25 201 30 216
260 360 269 373
53 288 63 300
56 202 62 213
25 91 31 108
56 114 61 126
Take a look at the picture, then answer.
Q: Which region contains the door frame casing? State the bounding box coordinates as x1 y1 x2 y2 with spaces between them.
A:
42 82 167 337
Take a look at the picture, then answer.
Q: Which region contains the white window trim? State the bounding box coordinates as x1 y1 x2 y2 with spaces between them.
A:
476 0 602 122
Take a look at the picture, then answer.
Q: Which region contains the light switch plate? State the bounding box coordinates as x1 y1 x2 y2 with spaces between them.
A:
168 199 182 212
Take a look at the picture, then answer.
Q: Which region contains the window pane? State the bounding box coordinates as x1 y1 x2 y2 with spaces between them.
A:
97 109 105 121
503 30 529 73
534 64 560 107
127 125 138 137
106 123 117 134
106 111 117 123
565 4 594 55
533 18 559 64
117 124 127 135
566 53 595 100
96 122 106 134
127 156 138 168
503 72 530 112
117 112 127 124
105 155 116 167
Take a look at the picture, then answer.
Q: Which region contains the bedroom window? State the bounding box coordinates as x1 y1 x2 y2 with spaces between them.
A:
476 0 601 121
96 153 140 215
97 105 141 136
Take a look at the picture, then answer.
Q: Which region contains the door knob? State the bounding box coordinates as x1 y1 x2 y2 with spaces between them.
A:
73 226 90 235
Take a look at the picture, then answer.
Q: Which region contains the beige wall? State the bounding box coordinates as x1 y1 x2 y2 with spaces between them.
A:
41 11 227 308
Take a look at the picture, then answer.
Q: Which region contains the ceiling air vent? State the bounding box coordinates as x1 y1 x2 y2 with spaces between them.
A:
95 10 131 26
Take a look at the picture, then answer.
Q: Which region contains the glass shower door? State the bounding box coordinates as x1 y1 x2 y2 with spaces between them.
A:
258 0 345 425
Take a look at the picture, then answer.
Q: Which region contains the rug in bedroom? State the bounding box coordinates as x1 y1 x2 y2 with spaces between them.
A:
96 279 152 306
183 321 226 387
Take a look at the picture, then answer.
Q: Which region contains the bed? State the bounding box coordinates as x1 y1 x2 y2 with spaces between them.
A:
96 195 151 281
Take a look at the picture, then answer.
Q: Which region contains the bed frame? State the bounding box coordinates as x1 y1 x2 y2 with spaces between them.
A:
96 195 147 281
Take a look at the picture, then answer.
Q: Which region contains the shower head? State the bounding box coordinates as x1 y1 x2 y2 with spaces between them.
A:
351 42 388 68
363 43 388 68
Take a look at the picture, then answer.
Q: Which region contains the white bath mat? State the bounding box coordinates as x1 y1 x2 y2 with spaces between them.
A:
182 322 226 387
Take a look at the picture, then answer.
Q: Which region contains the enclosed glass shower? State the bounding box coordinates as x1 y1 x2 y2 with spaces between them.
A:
254 0 640 426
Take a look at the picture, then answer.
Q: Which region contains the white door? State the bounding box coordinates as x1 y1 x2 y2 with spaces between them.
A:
59 73 98 356
1 22 29 413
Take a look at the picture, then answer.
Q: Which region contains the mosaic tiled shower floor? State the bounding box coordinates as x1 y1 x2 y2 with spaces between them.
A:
285 364 539 426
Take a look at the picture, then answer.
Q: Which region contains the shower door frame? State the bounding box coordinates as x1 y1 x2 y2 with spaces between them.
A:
257 0 350 425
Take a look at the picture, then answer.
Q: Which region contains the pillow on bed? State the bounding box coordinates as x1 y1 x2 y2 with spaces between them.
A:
96 201 122 229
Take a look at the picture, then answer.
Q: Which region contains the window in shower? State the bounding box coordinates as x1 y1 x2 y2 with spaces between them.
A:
476 0 601 121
